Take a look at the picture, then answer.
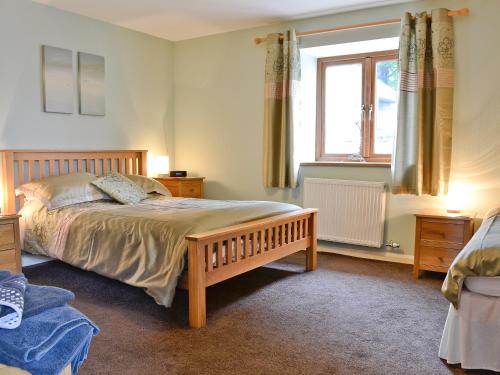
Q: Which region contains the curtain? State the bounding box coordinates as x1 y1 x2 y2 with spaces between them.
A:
392 9 455 196
263 30 301 189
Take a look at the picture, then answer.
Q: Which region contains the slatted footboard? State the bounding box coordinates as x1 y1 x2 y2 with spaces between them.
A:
183 208 318 328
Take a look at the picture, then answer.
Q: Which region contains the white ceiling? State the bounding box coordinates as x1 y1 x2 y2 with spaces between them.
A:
33 0 414 41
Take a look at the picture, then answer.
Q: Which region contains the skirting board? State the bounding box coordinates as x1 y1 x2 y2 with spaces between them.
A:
318 244 414 264
22 252 52 267
22 247 413 269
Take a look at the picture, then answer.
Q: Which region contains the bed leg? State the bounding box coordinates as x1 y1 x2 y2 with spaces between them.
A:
306 211 318 271
188 241 206 328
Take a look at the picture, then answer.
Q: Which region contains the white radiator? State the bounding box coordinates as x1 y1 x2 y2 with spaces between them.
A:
303 178 386 247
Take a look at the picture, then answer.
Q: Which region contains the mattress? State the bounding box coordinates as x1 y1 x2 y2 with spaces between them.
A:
464 276 500 297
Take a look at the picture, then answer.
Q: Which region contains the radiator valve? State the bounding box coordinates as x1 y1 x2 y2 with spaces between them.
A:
384 240 400 248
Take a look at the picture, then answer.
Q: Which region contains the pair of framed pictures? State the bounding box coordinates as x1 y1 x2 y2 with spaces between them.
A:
42 45 105 116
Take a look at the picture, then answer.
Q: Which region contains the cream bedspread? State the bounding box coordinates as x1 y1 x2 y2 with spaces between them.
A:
19 195 300 307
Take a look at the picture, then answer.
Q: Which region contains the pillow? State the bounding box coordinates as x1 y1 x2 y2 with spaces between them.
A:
15 172 110 210
484 205 500 220
91 172 147 204
126 175 172 197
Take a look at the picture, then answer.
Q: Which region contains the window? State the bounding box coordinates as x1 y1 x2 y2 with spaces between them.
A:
316 50 399 163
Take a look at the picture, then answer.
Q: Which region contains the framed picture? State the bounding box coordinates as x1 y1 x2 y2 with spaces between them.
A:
78 52 105 116
42 46 74 114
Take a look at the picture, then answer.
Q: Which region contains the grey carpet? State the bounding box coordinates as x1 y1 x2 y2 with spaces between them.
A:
23 253 494 375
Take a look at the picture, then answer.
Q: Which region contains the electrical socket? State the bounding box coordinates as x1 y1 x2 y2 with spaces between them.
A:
384 240 400 248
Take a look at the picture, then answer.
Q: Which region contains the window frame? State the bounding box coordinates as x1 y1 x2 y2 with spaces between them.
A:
315 49 398 163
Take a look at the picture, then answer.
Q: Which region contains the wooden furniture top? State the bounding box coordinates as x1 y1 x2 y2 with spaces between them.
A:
155 177 205 181
0 214 21 220
415 211 475 220
0 149 147 214
0 363 71 375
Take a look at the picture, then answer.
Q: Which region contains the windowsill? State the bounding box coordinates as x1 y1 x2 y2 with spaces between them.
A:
300 161 391 168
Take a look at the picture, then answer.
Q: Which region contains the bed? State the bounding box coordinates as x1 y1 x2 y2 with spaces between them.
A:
0 150 318 328
439 208 500 371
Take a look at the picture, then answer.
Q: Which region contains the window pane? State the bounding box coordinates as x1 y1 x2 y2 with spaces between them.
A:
374 60 398 155
324 63 363 155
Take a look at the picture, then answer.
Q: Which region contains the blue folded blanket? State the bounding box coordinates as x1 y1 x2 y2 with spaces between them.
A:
0 270 99 375
0 305 99 375
0 271 27 329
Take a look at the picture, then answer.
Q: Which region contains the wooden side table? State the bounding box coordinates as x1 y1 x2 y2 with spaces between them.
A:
0 214 22 273
413 211 474 279
154 177 205 198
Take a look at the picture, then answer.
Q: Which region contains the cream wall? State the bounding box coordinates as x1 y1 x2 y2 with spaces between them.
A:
174 0 500 256
2 0 498 257
0 0 175 165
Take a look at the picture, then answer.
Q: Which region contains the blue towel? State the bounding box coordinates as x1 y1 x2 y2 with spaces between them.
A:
24 284 75 318
0 305 99 375
0 271 27 329
0 271 74 328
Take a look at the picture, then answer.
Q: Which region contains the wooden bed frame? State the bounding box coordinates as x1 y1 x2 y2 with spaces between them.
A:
0 150 317 328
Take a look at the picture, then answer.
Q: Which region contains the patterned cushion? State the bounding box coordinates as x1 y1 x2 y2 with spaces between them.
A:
126 175 172 197
91 173 147 204
15 172 111 210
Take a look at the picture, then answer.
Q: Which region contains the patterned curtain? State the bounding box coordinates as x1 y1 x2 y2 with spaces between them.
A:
263 30 301 189
392 9 454 196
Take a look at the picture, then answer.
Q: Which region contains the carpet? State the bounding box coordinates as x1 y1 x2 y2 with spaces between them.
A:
23 253 493 375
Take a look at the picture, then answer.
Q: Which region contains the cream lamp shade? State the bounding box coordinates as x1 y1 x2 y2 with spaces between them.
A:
155 155 170 176
447 182 465 213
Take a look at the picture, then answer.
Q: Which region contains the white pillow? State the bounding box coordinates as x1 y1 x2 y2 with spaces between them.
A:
15 172 110 210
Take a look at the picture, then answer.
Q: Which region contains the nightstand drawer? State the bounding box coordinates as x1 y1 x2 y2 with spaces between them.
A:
180 182 201 198
0 223 15 251
165 184 180 196
0 249 17 272
419 246 460 268
420 221 464 243
155 177 205 198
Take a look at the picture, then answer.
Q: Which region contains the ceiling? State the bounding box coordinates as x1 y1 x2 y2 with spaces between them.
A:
33 0 414 41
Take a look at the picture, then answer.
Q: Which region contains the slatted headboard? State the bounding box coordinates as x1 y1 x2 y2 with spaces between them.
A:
0 150 147 214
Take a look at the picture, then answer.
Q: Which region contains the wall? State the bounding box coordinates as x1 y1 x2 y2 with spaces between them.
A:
2 0 498 258
0 0 175 167
174 0 500 257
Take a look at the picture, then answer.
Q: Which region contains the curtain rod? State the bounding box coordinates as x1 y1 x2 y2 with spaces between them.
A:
254 7 469 45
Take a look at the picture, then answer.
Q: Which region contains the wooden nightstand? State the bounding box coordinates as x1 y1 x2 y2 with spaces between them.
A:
413 211 474 279
154 177 205 198
0 215 21 273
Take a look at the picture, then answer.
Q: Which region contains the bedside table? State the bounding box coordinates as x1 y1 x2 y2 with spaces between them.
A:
154 177 205 198
413 211 474 279
0 215 21 273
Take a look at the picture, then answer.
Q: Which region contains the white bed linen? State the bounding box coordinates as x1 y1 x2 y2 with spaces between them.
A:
464 276 500 297
439 289 500 372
